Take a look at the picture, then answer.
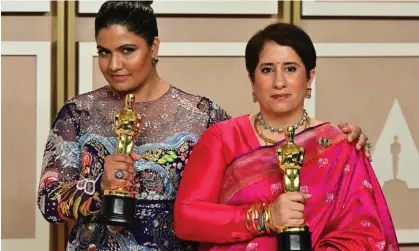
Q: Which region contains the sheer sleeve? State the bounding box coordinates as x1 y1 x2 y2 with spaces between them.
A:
196 97 231 128
315 143 399 251
37 101 103 223
174 124 261 243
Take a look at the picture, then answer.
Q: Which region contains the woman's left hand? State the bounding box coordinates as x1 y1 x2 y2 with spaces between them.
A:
338 122 372 162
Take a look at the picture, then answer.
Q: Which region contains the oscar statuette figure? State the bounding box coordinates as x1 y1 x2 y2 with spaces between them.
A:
276 126 312 251
96 94 141 226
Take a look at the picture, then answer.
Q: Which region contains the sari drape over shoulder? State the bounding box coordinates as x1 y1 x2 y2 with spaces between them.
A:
174 115 399 251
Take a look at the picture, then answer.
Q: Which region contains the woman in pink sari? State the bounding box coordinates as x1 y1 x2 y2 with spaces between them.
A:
173 23 398 250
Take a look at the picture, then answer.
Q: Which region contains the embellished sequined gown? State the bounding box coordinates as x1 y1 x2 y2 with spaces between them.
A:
37 86 230 251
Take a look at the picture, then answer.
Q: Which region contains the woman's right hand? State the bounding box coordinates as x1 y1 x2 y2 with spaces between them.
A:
271 192 312 227
100 153 141 191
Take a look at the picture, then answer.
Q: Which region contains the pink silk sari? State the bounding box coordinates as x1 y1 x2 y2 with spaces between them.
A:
207 122 399 251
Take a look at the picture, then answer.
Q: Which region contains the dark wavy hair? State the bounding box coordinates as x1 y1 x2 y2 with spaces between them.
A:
95 1 158 46
245 22 316 81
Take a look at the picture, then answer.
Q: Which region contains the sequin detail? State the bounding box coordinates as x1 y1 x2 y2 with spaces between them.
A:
37 86 231 250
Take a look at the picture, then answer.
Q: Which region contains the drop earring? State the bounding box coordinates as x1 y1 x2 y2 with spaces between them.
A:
306 88 312 99
252 92 258 103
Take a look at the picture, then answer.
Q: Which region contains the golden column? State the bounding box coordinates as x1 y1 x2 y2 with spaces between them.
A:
280 0 302 25
51 1 76 250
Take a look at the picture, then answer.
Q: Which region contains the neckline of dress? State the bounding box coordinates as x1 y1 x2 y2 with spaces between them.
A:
104 85 173 105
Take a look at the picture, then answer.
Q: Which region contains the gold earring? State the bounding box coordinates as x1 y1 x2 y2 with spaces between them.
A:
252 92 257 103
306 88 312 99
152 57 159 64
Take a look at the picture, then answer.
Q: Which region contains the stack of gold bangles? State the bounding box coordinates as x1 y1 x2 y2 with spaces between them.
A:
246 203 278 234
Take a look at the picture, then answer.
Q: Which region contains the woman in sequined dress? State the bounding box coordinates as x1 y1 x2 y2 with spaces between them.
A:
174 23 398 250
37 2 371 251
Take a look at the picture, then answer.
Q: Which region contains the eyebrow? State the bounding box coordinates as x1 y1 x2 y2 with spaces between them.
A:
97 44 138 50
283 62 300 66
259 62 275 67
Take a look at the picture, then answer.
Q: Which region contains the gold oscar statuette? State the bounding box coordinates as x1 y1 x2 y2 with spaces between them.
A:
276 126 312 251
96 94 142 226
114 94 141 156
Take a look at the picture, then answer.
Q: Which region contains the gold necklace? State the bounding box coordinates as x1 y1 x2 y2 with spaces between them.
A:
254 116 310 145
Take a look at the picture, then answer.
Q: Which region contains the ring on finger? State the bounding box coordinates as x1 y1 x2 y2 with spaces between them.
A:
115 170 124 180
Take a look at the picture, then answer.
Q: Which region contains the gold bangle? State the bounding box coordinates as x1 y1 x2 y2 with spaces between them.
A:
267 203 280 233
263 204 271 234
246 204 255 231
251 204 260 232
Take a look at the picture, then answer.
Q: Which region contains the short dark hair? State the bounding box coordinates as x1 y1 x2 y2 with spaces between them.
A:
245 22 316 80
95 1 158 46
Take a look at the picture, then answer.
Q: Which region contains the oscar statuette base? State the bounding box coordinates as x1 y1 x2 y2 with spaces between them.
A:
277 226 312 251
95 191 139 227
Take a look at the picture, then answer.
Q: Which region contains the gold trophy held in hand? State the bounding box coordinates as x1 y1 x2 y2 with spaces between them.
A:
96 94 141 226
276 126 312 251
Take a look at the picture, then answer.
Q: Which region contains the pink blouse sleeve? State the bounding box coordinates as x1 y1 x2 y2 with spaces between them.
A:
174 124 261 243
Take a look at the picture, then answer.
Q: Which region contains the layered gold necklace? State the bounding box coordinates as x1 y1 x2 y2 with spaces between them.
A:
254 113 310 145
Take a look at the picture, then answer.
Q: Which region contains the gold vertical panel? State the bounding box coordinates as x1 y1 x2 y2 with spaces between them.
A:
65 0 78 242
292 0 302 26
282 0 292 23
67 0 76 99
54 1 66 110
51 2 68 251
